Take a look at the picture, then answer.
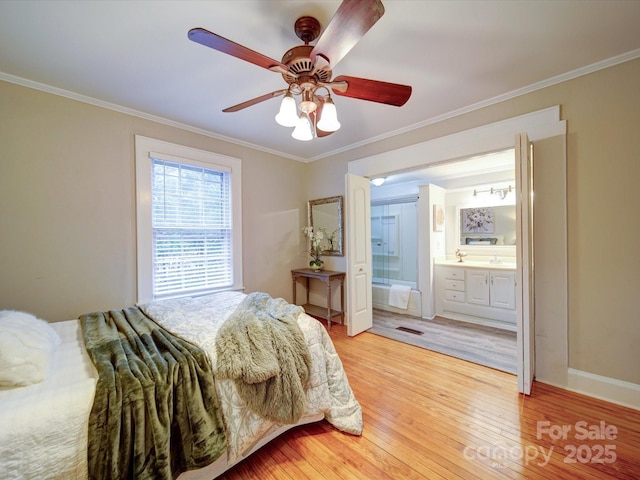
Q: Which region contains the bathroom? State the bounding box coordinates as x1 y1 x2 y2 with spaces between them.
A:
370 149 517 329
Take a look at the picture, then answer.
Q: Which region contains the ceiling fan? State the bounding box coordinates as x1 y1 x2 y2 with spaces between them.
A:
188 0 412 141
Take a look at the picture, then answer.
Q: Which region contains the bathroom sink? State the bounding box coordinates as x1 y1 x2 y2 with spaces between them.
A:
436 259 516 270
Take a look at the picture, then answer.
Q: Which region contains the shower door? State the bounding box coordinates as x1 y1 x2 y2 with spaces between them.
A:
371 198 418 289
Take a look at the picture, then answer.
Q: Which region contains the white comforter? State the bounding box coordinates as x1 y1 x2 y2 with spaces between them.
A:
0 291 362 480
140 291 363 463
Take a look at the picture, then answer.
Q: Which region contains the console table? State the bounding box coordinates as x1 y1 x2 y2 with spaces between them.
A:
291 269 345 330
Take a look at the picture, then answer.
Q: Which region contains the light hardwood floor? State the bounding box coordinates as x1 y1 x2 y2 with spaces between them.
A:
370 309 517 374
219 322 640 479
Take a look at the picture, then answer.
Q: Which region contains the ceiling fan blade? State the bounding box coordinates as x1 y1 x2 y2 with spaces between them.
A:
310 0 385 69
188 28 289 74
222 89 288 113
331 75 412 106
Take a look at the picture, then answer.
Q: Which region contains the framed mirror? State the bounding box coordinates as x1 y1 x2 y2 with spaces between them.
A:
308 196 344 256
457 204 516 246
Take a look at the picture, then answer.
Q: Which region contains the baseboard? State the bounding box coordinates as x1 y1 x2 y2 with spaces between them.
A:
432 311 516 332
563 368 640 411
372 301 421 318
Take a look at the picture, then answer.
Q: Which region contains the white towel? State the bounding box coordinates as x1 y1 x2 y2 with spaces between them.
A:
388 284 412 310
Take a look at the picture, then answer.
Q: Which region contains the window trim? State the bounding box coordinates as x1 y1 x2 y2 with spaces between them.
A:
135 135 243 303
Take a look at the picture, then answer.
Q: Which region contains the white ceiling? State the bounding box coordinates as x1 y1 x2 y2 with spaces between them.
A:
370 148 516 197
1 0 640 167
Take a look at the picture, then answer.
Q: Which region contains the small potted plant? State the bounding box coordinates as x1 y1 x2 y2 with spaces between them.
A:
303 226 326 270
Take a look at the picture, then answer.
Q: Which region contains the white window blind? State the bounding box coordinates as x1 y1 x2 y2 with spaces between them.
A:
151 158 232 298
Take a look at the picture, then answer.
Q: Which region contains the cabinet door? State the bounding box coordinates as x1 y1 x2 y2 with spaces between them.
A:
466 270 489 305
490 271 516 309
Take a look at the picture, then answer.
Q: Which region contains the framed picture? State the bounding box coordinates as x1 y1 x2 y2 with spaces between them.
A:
461 207 495 234
433 204 445 232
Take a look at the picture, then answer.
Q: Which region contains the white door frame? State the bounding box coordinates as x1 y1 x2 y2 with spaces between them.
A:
515 133 535 394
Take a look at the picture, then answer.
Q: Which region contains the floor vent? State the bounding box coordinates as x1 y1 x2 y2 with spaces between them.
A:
396 326 424 335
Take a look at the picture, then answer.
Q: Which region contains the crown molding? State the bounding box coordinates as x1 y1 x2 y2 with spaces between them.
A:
2 48 639 163
0 72 306 162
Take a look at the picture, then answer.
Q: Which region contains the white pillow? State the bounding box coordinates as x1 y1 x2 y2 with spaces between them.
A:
0 310 62 387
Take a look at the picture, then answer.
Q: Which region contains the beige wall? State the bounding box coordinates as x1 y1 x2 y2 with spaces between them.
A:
310 58 640 387
1 57 639 391
0 81 308 321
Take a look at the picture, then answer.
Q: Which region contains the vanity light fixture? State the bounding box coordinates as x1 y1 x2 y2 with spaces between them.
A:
370 177 386 187
473 185 512 200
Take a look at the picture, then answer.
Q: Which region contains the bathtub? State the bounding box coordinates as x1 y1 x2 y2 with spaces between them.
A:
372 282 422 317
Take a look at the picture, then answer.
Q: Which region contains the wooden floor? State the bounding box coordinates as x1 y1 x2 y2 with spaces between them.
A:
370 308 517 374
218 322 640 479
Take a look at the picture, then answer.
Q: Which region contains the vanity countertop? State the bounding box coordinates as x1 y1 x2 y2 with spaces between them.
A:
434 259 517 271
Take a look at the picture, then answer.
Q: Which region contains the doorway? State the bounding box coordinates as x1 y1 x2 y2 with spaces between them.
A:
346 107 569 394
368 149 518 374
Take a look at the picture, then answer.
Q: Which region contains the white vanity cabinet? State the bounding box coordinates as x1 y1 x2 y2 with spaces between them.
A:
435 264 516 330
490 270 516 309
467 269 516 309
466 270 490 305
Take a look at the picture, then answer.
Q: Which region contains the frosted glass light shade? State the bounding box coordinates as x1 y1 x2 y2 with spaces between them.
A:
292 113 314 141
317 99 341 132
275 93 298 127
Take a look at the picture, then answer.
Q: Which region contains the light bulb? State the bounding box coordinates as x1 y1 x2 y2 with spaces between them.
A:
275 92 298 127
317 97 341 132
292 113 314 141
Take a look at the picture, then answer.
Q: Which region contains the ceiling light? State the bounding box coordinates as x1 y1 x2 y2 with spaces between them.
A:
275 91 298 127
274 84 341 141
371 177 386 187
317 96 341 132
298 89 318 115
292 112 314 141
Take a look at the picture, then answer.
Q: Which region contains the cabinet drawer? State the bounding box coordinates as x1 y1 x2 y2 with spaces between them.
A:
445 269 465 280
445 290 465 302
444 279 465 291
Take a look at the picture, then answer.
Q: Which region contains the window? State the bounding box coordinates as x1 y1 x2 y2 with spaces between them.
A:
135 136 242 303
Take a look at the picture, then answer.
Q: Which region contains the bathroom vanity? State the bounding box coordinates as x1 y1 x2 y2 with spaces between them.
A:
434 260 516 331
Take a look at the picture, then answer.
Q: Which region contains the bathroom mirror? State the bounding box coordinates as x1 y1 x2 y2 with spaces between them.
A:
458 204 516 246
308 196 344 256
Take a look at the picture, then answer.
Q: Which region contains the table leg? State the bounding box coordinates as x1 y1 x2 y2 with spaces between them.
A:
292 275 296 305
340 279 344 324
326 278 332 331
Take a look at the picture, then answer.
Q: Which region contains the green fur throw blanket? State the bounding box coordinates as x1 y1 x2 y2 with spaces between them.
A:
215 292 312 424
80 307 227 480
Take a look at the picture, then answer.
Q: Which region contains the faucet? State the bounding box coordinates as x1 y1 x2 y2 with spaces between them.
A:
455 249 467 263
490 255 502 264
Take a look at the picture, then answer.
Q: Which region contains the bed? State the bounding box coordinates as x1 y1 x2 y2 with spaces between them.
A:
0 291 363 480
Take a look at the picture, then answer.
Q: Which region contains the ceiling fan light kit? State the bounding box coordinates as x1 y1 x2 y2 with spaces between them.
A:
292 113 314 142
188 0 412 142
274 91 298 127
316 96 341 132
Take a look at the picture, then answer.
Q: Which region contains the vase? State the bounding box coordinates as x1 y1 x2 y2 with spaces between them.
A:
309 260 324 271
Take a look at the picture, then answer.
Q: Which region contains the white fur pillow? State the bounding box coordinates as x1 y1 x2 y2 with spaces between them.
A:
0 310 62 387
